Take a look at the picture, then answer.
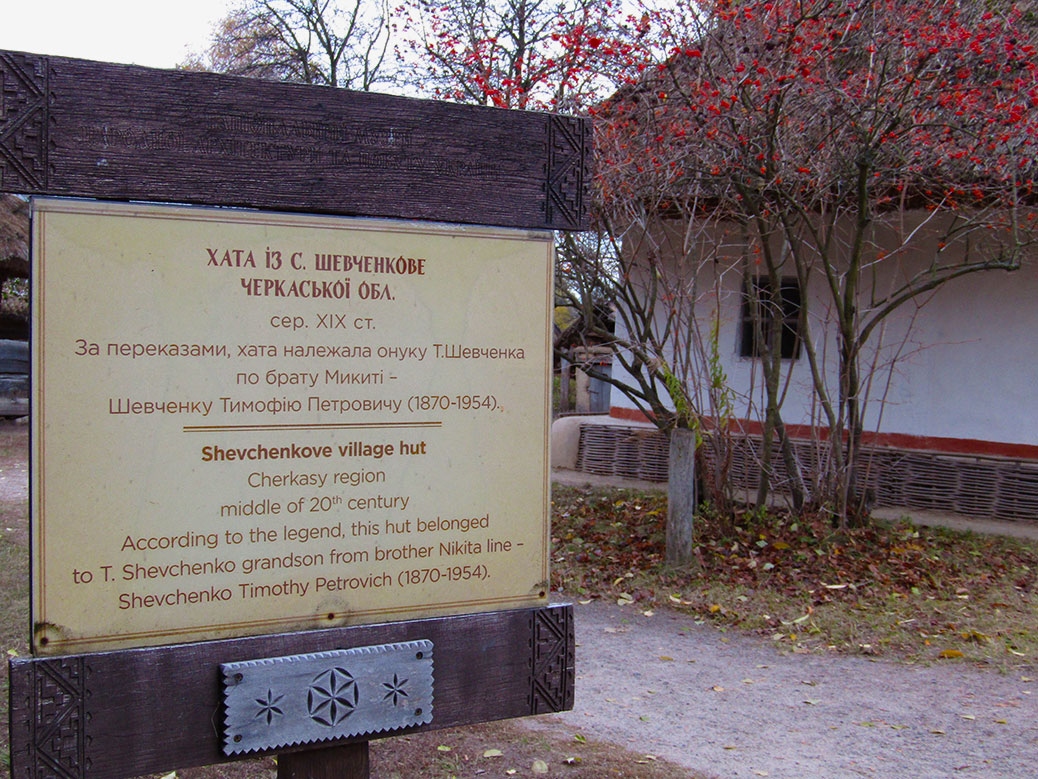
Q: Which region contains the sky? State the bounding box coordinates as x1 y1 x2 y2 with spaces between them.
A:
0 0 235 69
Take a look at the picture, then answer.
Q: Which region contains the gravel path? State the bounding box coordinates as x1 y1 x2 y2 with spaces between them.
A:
526 600 1038 778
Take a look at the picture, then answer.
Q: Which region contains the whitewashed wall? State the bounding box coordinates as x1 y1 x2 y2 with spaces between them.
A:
608 213 1038 452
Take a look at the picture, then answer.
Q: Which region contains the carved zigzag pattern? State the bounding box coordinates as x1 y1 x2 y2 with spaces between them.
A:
528 607 575 714
544 116 588 230
0 52 49 191
25 657 90 778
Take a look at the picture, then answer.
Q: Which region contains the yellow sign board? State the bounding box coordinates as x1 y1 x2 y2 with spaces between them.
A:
31 199 552 655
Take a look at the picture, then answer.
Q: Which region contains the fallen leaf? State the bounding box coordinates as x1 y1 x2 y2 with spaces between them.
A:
159 773 176 779
617 593 634 606
563 757 581 765
659 655 674 661
483 749 503 758
931 729 946 735
642 609 654 617
437 745 452 752
639 715 650 721
709 604 722 613
723 745 737 750
939 649 964 659
711 685 725 692
803 699 820 706
574 734 587 743
532 759 549 774
960 714 976 721
506 771 517 776
578 599 592 605
6 648 17 657
995 719 1008 725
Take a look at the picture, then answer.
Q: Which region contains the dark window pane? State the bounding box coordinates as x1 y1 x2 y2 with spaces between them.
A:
739 276 801 359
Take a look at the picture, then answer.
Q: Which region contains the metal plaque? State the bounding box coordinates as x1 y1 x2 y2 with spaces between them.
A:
221 640 434 754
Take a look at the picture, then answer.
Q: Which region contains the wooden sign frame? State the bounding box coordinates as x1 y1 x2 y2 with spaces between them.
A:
0 50 590 231
3 49 587 779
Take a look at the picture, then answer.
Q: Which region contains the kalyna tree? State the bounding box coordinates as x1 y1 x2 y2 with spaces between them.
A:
588 0 1038 534
188 0 1038 550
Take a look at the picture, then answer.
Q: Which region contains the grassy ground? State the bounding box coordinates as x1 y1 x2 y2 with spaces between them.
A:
551 486 1038 668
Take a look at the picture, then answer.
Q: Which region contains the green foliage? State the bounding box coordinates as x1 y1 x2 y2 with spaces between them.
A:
706 318 733 425
657 358 701 445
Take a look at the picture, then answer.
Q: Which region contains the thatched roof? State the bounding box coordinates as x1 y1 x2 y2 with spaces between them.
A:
0 195 29 280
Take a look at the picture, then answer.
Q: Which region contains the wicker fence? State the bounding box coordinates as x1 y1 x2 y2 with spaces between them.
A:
575 423 1038 522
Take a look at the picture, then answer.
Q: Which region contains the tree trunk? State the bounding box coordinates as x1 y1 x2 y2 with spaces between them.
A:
666 427 697 565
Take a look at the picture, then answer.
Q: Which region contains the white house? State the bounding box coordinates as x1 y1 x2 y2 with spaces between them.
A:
560 212 1038 522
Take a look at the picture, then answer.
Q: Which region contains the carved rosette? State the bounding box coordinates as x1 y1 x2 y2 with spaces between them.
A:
0 51 50 191
544 116 590 230
528 606 575 714
21 657 90 778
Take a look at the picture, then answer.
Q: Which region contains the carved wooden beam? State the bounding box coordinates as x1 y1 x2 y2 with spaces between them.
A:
8 604 574 779
0 50 592 231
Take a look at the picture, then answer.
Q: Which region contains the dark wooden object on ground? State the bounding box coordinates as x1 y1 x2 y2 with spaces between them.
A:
277 743 370 779
0 50 591 231
8 604 574 778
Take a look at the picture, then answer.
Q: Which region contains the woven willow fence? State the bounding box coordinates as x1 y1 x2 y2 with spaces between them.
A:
576 423 1038 522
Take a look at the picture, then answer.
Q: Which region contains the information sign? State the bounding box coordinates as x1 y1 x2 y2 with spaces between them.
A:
31 198 552 654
